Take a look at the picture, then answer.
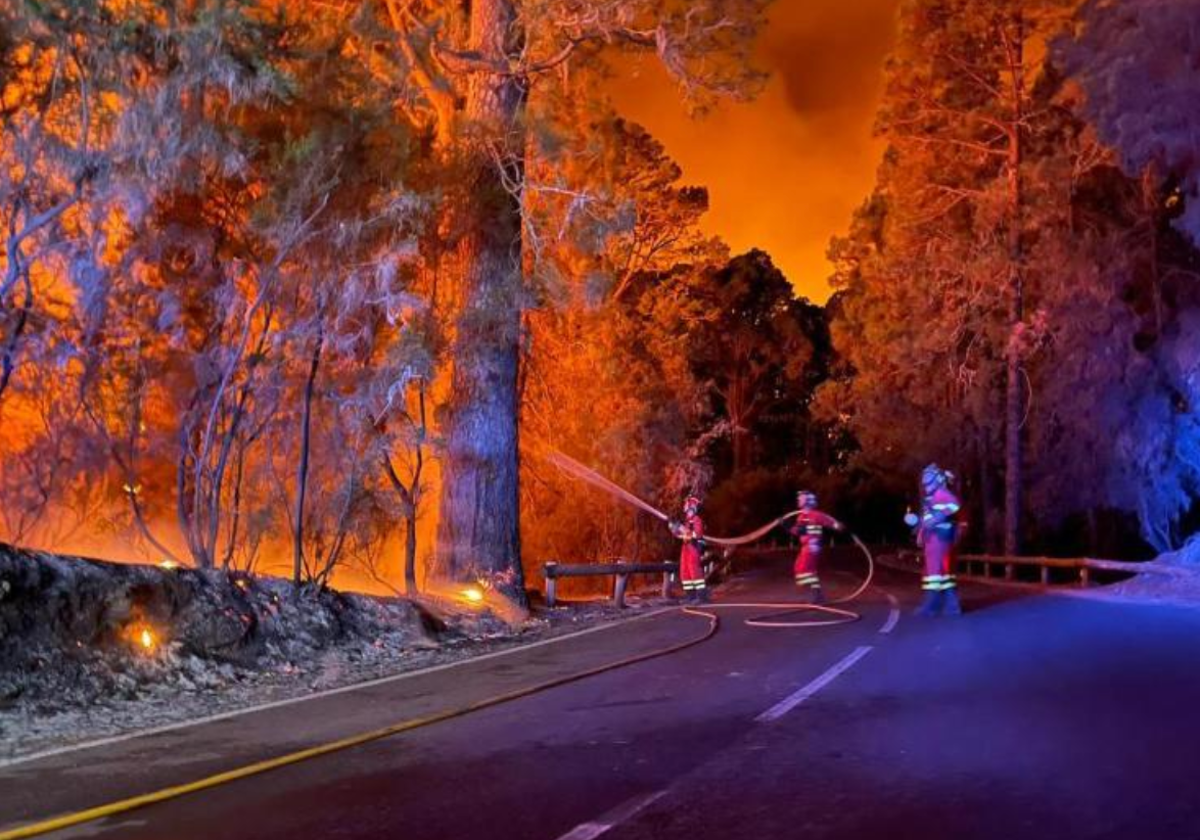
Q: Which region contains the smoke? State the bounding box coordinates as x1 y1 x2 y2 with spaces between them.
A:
610 0 901 300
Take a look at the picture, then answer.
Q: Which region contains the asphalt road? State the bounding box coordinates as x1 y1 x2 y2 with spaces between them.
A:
4 552 1200 840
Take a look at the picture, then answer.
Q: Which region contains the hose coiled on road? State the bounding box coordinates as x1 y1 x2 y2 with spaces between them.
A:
682 534 876 628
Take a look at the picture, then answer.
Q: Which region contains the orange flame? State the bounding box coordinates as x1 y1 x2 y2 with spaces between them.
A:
129 624 158 653
461 587 484 603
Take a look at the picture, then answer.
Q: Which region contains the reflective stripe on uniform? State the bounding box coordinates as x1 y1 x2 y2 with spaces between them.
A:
795 574 820 586
923 574 957 591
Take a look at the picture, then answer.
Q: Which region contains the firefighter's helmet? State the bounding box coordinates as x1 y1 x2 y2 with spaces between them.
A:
684 495 701 515
921 463 947 492
797 490 818 510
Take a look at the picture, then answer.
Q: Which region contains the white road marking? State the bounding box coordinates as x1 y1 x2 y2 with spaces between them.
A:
755 645 874 723
0 607 677 771
555 790 668 840
879 592 901 634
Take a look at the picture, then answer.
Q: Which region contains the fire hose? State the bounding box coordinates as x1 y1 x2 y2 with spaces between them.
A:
546 451 876 628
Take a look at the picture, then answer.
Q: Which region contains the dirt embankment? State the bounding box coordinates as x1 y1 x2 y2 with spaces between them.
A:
0 545 510 758
0 544 666 761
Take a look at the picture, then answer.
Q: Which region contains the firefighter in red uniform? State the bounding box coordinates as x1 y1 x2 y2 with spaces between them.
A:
789 490 844 604
905 464 963 616
670 495 708 602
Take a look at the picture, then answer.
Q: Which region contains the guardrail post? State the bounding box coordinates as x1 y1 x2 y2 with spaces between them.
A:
1080 566 1090 588
1040 565 1050 586
545 562 558 608
661 567 672 599
613 561 629 609
1005 562 1015 581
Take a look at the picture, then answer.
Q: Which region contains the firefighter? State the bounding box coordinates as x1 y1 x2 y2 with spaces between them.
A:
789 490 845 604
905 463 963 616
669 494 708 603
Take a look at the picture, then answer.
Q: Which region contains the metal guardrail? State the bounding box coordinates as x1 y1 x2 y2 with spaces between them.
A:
542 561 678 608
881 550 1182 588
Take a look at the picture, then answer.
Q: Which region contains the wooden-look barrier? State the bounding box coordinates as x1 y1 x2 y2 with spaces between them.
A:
542 560 679 608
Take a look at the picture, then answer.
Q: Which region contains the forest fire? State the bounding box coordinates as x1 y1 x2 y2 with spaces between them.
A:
0 0 1197 614
128 624 159 655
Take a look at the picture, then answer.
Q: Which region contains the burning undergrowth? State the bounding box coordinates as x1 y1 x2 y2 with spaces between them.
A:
0 543 533 757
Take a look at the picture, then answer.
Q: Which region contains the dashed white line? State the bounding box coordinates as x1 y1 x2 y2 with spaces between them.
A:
555 790 668 840
879 592 901 635
755 645 874 723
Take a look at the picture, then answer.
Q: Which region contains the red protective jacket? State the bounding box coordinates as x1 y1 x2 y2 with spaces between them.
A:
919 487 961 581
678 513 706 591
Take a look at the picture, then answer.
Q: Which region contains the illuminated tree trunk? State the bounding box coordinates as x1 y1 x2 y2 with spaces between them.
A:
435 0 526 600
293 331 323 586
1003 10 1026 558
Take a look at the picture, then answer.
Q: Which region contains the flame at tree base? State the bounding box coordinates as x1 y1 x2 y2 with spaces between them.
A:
461 587 484 603
127 623 159 655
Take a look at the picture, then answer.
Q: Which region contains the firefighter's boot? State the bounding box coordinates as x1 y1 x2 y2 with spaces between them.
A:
806 586 825 605
914 589 942 616
942 587 962 616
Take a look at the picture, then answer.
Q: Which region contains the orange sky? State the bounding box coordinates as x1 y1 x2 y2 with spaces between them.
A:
612 0 901 303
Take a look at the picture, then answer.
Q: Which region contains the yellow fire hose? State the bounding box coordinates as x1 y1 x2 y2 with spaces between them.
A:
0 545 874 839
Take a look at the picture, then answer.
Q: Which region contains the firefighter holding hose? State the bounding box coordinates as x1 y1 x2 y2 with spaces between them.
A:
669 494 709 603
790 490 845 604
905 463 963 616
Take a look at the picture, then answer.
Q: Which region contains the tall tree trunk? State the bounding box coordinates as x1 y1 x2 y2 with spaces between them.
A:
435 0 527 601
976 431 993 553
405 514 419 594
1003 279 1023 556
1003 11 1026 558
732 425 750 473
1142 166 1163 335
293 332 323 586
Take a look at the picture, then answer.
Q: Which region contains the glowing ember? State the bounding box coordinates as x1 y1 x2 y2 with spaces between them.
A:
462 587 484 603
158 559 179 570
130 625 158 653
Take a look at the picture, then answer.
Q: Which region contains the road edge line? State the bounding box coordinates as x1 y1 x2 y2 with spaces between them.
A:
0 606 676 771
0 609 717 840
